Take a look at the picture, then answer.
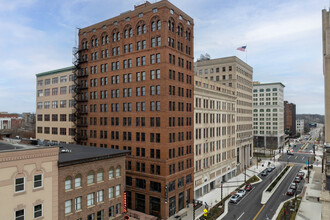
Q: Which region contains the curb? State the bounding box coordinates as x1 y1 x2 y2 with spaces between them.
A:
261 166 293 204
271 197 299 220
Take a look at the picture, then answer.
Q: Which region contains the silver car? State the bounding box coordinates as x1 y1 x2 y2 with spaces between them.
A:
230 194 241 204
236 189 246 197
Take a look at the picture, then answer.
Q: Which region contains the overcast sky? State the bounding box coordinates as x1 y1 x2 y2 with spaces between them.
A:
0 0 327 114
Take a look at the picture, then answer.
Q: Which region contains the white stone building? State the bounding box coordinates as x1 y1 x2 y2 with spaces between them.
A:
194 76 237 198
296 119 305 135
253 82 285 149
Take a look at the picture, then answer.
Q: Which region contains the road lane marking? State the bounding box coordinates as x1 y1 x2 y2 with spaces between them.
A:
302 156 305 160
253 204 265 220
295 156 298 160
288 156 291 159
237 212 245 220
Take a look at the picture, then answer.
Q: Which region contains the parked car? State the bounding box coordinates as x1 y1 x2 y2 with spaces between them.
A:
294 176 301 183
236 189 246 197
267 167 273 172
286 188 295 196
230 194 241 204
270 164 276 170
287 151 294 155
290 182 297 189
261 170 268 176
244 183 252 191
298 171 305 179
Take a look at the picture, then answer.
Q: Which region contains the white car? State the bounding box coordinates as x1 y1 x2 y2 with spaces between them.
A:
236 189 246 197
230 194 241 204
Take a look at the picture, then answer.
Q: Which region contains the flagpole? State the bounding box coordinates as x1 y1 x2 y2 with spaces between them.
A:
246 44 248 63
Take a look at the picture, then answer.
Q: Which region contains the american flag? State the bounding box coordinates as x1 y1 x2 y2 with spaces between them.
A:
237 46 247 52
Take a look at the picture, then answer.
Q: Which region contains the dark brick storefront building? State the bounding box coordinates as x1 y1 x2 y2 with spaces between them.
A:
74 0 194 218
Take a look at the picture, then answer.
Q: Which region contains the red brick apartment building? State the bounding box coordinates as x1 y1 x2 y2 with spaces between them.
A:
74 0 194 218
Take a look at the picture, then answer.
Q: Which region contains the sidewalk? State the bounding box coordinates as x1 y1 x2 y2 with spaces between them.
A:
296 167 322 220
168 159 279 220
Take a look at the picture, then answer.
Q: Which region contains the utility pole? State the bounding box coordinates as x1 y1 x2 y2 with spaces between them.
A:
221 183 223 200
307 158 310 182
193 200 196 220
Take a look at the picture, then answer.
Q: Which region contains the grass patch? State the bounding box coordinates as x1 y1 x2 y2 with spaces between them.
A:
266 166 290 192
199 175 260 220
276 197 302 220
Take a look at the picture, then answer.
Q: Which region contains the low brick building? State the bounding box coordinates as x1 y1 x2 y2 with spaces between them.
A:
58 144 128 220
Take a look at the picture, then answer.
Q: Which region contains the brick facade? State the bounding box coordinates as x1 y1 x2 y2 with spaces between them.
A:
75 1 194 218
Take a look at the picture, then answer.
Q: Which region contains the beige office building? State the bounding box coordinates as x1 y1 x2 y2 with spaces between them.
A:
321 9 330 220
195 57 253 173
194 76 237 198
36 67 76 144
0 143 59 220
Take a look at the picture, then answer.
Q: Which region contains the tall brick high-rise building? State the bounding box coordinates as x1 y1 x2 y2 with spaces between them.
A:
74 1 194 218
284 101 296 136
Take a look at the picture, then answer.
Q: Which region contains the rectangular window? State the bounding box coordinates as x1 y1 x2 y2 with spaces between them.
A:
115 185 121 197
15 177 24 192
33 174 42 188
65 200 72 214
109 187 114 199
15 209 24 220
75 197 82 210
97 190 104 203
34 204 42 218
87 193 94 206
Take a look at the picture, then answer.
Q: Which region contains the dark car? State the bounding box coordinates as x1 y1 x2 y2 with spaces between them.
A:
244 183 252 191
287 151 294 155
286 188 295 196
261 170 268 176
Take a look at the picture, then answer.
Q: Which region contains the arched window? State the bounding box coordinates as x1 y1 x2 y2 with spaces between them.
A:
168 21 171 30
75 174 82 188
109 167 114 179
106 35 109 43
112 33 116 42
116 166 121 177
65 176 72 191
137 26 141 35
87 171 95 185
124 29 128 38
102 36 105 45
95 38 98 46
142 24 146 33
117 32 120 41
157 20 161 30
151 22 156 31
97 169 104 182
129 28 133 37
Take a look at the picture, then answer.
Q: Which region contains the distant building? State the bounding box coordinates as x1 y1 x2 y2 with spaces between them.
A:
0 113 24 130
296 119 304 135
194 76 237 199
195 56 253 173
253 82 285 149
0 142 59 220
284 101 296 136
35 67 75 144
22 112 36 130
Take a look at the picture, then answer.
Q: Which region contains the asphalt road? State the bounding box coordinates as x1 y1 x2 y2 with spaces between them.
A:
256 165 303 220
222 164 304 220
223 163 285 220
